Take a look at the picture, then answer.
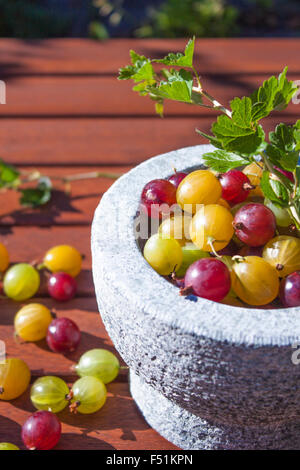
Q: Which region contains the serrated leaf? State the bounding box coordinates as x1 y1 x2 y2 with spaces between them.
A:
153 37 195 68
202 150 250 172
260 171 289 207
118 50 154 83
231 96 253 128
250 67 297 122
266 123 299 171
212 113 265 155
0 159 20 188
130 50 147 65
294 121 300 151
20 177 52 208
148 69 193 103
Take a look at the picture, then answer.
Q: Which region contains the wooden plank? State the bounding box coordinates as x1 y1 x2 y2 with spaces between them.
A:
0 226 94 296
0 382 178 450
0 38 299 76
0 116 295 166
1 74 299 117
0 298 125 378
0 166 130 226
0 297 178 449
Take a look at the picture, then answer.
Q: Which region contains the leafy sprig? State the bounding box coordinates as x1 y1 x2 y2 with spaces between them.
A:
0 160 120 209
118 38 300 230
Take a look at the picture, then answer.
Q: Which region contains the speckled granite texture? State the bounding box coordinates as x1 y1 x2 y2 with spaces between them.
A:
91 145 300 450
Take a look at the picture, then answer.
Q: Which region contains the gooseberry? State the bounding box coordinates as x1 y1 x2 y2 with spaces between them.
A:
0 243 9 273
219 169 253 204
30 376 69 413
75 349 120 384
48 272 77 302
243 161 264 197
167 171 188 188
158 214 192 246
176 243 210 278
3 263 40 301
14 303 53 342
0 443 19 450
231 256 279 306
183 258 231 302
264 199 293 228
21 411 61 450
190 204 234 252
46 317 81 354
262 235 300 277
176 170 222 214
0 358 31 401
234 203 276 246
143 234 182 275
69 376 107 414
140 179 177 219
43 245 82 278
280 271 300 307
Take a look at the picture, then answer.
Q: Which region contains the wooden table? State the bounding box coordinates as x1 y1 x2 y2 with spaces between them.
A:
0 38 298 450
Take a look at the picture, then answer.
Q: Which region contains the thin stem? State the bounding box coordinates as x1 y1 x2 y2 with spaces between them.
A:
192 66 202 90
20 170 121 185
62 171 122 182
200 90 232 118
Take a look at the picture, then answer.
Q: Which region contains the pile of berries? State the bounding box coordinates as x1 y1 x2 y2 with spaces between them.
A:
0 244 122 450
140 163 300 308
0 348 120 450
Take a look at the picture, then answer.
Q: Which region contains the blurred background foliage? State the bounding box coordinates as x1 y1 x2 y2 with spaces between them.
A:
0 0 299 39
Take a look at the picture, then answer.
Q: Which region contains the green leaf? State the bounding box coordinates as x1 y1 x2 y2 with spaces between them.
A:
118 50 155 83
153 37 195 68
231 96 252 128
148 69 193 103
202 150 250 172
20 177 52 207
260 171 289 207
212 110 265 155
296 166 300 198
294 120 300 151
250 67 297 122
0 160 19 188
195 129 223 149
266 123 299 171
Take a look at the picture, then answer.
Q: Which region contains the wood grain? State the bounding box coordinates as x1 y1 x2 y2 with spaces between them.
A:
0 225 94 296
0 298 123 377
0 382 178 450
1 74 299 117
0 38 299 76
0 116 295 166
0 38 299 450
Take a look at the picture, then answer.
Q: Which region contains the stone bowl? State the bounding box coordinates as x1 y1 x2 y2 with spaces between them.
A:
91 144 300 450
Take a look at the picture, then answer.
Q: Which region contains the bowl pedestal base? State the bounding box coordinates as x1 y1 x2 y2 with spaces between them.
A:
130 371 300 450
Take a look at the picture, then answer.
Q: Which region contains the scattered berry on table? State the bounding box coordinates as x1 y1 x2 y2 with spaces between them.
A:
30 376 69 414
75 349 120 384
43 245 82 278
46 317 81 354
48 272 77 302
14 303 53 342
0 358 31 401
3 263 40 301
21 410 61 450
